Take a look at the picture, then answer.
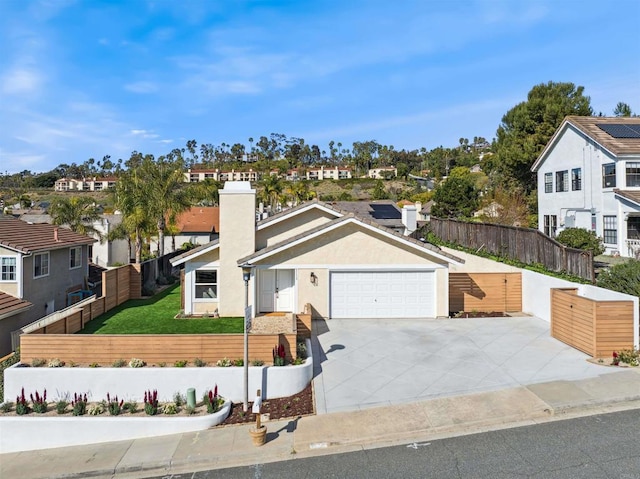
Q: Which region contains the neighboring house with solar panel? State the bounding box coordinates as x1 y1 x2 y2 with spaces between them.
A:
531 116 640 257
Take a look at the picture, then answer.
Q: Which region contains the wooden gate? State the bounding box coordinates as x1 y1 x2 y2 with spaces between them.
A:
449 273 522 314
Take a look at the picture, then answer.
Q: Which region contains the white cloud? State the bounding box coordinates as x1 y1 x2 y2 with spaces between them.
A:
124 81 159 94
1 67 43 95
130 129 159 139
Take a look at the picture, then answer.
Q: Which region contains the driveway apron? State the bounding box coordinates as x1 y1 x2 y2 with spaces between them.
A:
311 316 620 414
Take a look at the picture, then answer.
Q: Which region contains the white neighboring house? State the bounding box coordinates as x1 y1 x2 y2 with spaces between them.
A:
532 116 640 257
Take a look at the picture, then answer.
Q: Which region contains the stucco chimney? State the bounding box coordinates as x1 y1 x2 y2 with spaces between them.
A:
218 181 256 316
401 205 417 236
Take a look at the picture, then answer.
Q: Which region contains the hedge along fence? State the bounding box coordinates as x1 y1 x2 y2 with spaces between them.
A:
449 273 522 313
19 332 297 365
551 288 635 358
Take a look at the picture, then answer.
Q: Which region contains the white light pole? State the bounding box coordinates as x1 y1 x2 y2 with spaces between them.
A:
242 266 251 412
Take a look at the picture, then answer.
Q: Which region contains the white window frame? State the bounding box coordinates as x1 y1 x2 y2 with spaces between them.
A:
193 269 218 301
34 252 50 279
544 173 553 193
603 215 617 244
555 170 568 192
69 246 82 270
0 256 17 282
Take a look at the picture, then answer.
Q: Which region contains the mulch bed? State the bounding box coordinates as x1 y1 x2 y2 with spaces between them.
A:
218 383 314 426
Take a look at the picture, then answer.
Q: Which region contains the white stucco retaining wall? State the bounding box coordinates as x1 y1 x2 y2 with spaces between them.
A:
4 339 313 405
0 400 231 454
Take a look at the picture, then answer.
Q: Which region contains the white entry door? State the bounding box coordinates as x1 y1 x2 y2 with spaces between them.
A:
259 270 294 313
330 270 435 318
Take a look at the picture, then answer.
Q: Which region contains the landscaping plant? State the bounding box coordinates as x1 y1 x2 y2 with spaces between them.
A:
15 388 29 415
273 344 286 366
123 401 138 414
216 357 232 367
72 393 88 416
106 393 124 415
144 389 159 415
56 399 69 414
112 358 127 368
48 358 64 368
193 357 207 367
174 360 188 367
203 385 223 414
30 389 47 413
31 358 46 367
128 358 145 368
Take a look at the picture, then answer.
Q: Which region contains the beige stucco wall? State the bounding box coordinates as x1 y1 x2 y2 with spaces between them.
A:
443 246 520 273
296 267 329 318
219 183 256 316
264 223 450 267
256 208 337 249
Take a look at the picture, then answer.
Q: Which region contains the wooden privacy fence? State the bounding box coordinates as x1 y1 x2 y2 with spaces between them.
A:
428 218 594 282
19 333 297 364
551 288 634 358
449 273 522 313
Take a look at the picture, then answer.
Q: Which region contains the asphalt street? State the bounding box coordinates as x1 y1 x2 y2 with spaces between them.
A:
142 408 640 479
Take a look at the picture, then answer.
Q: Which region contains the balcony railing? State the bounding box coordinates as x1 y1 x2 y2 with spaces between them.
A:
625 238 640 258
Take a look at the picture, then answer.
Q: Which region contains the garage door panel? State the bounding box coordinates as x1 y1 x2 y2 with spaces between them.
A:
330 271 435 319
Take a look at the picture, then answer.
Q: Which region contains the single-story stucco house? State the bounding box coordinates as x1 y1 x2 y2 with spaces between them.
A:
171 182 463 320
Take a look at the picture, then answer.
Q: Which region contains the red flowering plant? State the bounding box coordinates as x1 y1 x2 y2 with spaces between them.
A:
30 389 48 413
203 384 224 414
612 351 619 366
71 393 88 416
16 387 30 415
273 343 286 366
106 393 124 416
144 389 159 416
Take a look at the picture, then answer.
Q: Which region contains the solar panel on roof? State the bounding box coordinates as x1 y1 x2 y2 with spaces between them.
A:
370 204 401 220
596 123 640 138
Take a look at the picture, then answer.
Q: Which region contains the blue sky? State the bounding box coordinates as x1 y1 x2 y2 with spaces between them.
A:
1 0 639 175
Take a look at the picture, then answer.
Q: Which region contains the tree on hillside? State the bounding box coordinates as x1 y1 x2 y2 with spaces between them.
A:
490 81 592 192
50 196 102 239
431 168 479 218
258 174 284 210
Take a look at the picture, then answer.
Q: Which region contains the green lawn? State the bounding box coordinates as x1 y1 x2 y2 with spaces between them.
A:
79 283 244 334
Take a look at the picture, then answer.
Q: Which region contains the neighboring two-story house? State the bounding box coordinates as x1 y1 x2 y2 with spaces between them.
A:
532 116 640 257
0 215 95 355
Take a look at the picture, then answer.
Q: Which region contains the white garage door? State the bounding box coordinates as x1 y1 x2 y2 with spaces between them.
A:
330 270 436 319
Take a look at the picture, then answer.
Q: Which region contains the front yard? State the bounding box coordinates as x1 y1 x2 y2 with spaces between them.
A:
79 284 244 334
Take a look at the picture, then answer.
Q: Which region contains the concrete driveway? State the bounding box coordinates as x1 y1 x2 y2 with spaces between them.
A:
311 316 620 414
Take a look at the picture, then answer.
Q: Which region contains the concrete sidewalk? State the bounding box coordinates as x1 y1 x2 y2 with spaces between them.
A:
2 368 640 479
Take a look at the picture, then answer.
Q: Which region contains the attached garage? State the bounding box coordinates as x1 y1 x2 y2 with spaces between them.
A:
330 270 436 318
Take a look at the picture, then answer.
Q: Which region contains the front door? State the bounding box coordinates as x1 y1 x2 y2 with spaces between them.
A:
259 269 294 313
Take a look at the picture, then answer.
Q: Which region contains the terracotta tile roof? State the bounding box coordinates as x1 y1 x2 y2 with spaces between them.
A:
0 215 96 253
566 116 640 156
175 207 219 233
0 292 33 318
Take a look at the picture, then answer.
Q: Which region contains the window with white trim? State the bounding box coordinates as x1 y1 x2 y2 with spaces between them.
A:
603 163 616 188
571 168 582 191
626 162 640 187
544 215 557 237
603 216 617 244
34 252 49 278
69 246 82 269
195 270 218 299
544 173 553 193
555 170 568 192
1 257 17 281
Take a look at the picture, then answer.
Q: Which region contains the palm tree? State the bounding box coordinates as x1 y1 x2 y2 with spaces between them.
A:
258 174 284 211
286 180 311 206
50 196 103 240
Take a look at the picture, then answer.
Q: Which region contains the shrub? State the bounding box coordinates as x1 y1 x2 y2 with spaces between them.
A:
616 348 639 366
597 260 640 296
185 405 196 416
158 362 166 368
128 358 146 368
297 342 307 359
112 358 127 368
16 388 29 415
144 389 159 416
193 357 207 367
30 390 47 413
48 358 64 368
72 393 88 416
88 402 105 415
233 358 244 367
89 362 100 368
31 358 46 367
55 399 68 414
162 402 178 415
216 357 232 367
1 401 13 413
106 393 124 416
174 360 188 368
292 357 305 365
123 401 138 414
556 228 605 255
251 359 265 366
273 344 286 366
0 349 20 403
173 392 186 407
203 385 224 414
